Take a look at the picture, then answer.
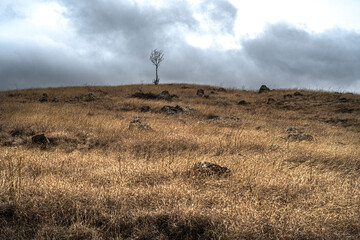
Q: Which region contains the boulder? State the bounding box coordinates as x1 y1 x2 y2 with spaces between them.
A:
159 90 171 100
217 87 227 92
31 134 50 144
128 117 152 130
196 89 205 97
238 100 249 105
294 91 303 96
131 91 177 101
52 97 60 102
267 98 276 104
259 85 270 93
286 127 302 134
283 94 293 99
140 106 151 112
38 93 49 102
160 105 184 114
192 161 231 177
85 93 96 101
287 127 314 141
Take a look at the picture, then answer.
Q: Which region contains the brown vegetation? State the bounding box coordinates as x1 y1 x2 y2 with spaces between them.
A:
0 84 359 239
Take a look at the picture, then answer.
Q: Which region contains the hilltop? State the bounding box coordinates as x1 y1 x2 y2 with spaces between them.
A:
0 84 359 239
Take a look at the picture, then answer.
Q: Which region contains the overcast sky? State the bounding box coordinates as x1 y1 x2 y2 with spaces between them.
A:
1 0 360 92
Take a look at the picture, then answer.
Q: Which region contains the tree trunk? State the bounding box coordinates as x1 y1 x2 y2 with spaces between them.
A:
155 65 159 85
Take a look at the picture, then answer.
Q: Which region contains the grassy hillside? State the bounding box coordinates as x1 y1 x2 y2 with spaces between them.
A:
0 84 359 239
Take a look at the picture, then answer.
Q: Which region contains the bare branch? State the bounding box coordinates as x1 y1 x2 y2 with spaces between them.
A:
150 49 164 85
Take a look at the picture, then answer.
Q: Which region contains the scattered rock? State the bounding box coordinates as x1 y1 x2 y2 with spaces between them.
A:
31 134 50 144
85 93 96 101
210 91 216 94
196 89 205 97
160 105 185 114
267 98 276 104
159 105 195 115
287 128 314 141
217 88 227 92
286 127 302 134
128 117 152 130
52 97 60 102
181 86 190 89
339 97 348 102
283 94 293 99
192 161 231 177
238 100 249 105
38 93 49 102
140 106 151 112
10 128 24 137
259 85 270 93
294 91 303 96
159 90 171 99
131 91 177 101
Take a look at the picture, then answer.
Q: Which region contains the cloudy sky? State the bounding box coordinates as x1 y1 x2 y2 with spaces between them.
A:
1 0 360 92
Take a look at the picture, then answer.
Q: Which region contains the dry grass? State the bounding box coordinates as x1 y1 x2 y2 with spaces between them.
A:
0 84 359 239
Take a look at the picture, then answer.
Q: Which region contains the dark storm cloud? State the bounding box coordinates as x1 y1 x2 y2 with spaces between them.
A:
0 39 102 90
241 23 360 90
1 0 360 92
56 0 242 86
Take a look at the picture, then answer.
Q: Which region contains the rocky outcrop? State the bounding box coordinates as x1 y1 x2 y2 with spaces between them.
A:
192 161 231 177
129 117 152 130
259 85 270 93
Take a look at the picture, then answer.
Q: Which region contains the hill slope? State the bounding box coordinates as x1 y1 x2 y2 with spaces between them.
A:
1 84 359 239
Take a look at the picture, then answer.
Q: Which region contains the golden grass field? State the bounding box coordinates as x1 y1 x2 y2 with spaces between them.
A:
0 84 359 239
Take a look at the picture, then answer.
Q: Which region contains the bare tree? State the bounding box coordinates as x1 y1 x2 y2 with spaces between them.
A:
149 49 164 85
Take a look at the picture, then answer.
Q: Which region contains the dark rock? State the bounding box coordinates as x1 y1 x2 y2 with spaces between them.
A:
159 90 171 100
38 93 49 102
181 86 190 89
192 161 231 177
85 93 96 101
160 105 185 114
74 95 82 101
217 88 227 92
294 91 303 96
210 91 216 94
267 98 276 104
259 85 270 93
197 89 205 97
283 94 293 99
287 127 303 134
32 134 50 144
10 128 24 137
131 91 176 101
287 127 313 141
340 97 349 102
131 92 158 100
238 100 249 105
140 106 151 112
52 97 60 102
129 117 152 130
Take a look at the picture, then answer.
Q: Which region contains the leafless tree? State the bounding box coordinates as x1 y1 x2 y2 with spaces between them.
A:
149 49 164 85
